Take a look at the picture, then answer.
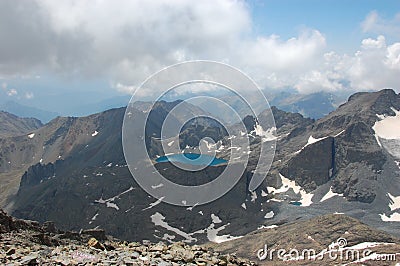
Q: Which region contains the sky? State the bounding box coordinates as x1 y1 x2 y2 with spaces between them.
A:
0 0 399 115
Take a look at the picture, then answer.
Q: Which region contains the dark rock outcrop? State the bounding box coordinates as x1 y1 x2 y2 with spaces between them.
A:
281 137 334 192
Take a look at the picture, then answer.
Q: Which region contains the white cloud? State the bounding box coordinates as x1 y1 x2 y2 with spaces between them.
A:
345 35 400 90
0 1 398 96
32 0 252 84
292 35 400 93
361 11 400 37
114 83 136 94
236 29 327 91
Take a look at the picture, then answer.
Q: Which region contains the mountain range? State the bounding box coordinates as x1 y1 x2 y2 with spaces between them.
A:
0 90 350 125
1 89 400 263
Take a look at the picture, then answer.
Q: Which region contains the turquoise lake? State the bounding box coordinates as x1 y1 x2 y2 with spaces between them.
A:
155 153 227 166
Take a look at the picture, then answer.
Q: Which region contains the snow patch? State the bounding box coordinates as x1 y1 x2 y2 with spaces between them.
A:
294 135 328 154
250 191 257 202
204 224 242 243
267 173 314 206
151 212 196 243
380 212 400 222
334 129 345 137
94 186 134 211
125 205 134 213
227 135 236 140
211 214 222 224
241 203 247 209
191 222 242 243
28 133 35 139
216 144 225 153
201 139 217 150
269 198 283 203
91 213 99 221
376 113 386 120
106 202 119 210
258 224 278 230
143 197 165 210
374 134 382 147
161 233 176 242
250 124 277 142
91 130 99 137
89 213 99 224
186 203 199 211
388 193 400 211
320 187 343 202
307 135 327 145
373 108 400 139
264 211 274 219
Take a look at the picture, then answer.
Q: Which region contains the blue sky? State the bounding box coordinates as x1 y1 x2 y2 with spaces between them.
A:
0 0 399 116
250 0 400 52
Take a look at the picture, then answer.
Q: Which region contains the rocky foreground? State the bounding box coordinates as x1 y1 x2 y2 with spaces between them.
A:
0 209 256 265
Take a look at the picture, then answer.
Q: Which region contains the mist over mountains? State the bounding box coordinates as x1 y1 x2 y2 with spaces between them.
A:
0 89 350 125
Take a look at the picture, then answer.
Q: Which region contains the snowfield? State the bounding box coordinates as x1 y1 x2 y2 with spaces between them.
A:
373 108 400 139
320 187 344 202
267 173 314 206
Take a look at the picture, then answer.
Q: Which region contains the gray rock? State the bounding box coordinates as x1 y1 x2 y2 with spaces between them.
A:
19 255 38 264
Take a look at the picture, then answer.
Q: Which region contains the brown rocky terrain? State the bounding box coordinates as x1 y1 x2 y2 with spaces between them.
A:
0 111 42 138
0 209 256 265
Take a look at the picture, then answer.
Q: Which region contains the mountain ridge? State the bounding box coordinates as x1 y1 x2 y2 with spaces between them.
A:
0 111 42 138
0 89 400 245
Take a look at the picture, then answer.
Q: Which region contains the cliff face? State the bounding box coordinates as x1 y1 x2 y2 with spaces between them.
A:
280 136 335 192
270 89 400 204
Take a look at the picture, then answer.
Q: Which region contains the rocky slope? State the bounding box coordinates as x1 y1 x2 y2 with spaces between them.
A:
0 111 42 138
210 213 400 265
3 207 400 266
0 209 256 265
2 101 271 244
0 107 125 209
